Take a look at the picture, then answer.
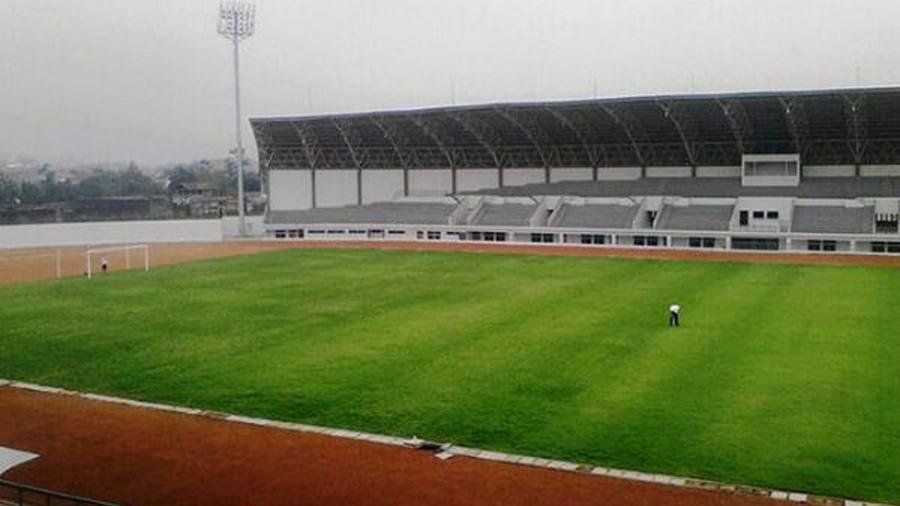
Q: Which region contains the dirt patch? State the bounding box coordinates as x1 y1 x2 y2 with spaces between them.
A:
0 242 292 286
0 387 784 506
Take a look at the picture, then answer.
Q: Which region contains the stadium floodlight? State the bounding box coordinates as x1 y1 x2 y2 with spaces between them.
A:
217 1 256 236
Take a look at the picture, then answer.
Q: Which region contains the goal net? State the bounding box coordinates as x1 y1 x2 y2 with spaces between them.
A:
85 244 150 279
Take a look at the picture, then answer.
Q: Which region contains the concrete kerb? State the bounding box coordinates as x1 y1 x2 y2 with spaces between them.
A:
0 380 893 506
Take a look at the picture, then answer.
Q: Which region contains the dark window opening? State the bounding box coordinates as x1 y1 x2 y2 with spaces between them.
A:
732 237 779 251
876 218 899 234
873 242 900 253
689 237 716 248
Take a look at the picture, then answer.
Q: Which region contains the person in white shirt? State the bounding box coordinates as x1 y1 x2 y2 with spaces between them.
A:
101 257 109 274
669 304 681 327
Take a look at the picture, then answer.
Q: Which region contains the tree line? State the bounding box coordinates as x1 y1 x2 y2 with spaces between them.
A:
0 161 261 207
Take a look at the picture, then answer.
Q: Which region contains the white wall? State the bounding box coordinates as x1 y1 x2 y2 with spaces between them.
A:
697 166 741 178
316 170 358 207
550 168 593 183
221 216 265 237
409 169 452 195
804 165 855 177
0 220 224 249
646 166 692 178
503 168 545 186
861 165 900 177
457 169 499 192
735 197 794 231
268 170 312 210
596 167 641 180
362 170 404 203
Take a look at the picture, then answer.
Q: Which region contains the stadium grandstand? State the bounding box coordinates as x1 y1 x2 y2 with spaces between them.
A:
251 87 900 254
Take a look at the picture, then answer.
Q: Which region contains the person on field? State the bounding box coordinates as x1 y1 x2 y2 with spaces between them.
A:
668 303 681 327
101 257 109 274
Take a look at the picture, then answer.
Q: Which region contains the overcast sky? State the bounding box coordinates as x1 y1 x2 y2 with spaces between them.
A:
2 0 900 165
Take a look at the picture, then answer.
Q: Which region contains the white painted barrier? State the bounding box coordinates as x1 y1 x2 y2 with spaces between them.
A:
0 220 225 250
220 216 265 238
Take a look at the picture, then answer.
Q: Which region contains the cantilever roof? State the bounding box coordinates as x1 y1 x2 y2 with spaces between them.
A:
251 86 900 170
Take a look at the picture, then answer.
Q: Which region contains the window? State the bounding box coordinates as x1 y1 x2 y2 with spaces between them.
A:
309 230 325 235
732 238 779 251
739 211 749 226
349 230 366 235
472 231 483 241
427 231 441 240
327 230 345 234
874 242 900 253
752 211 765 219
689 237 715 248
275 230 287 239
531 233 542 243
388 230 405 235
580 234 605 245
766 211 779 220
416 231 424 239
634 236 661 247
875 216 899 234
807 240 837 252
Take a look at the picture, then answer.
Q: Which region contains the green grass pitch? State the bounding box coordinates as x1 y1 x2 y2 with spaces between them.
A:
1 249 898 502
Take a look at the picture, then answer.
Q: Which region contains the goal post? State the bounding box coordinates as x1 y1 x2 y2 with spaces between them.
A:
85 245 150 279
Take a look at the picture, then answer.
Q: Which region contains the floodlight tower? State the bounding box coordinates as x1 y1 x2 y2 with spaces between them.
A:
217 1 256 236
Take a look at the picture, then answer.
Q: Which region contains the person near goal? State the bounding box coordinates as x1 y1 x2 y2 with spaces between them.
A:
101 257 109 274
668 303 681 327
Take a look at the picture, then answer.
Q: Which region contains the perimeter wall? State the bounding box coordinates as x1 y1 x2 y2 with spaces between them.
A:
0 218 264 250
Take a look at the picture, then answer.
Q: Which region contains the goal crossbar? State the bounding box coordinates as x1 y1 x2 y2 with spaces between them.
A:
86 244 150 279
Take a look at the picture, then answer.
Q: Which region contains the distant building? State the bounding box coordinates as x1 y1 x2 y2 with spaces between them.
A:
171 182 235 218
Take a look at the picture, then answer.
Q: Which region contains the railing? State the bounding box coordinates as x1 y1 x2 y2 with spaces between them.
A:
0 479 119 506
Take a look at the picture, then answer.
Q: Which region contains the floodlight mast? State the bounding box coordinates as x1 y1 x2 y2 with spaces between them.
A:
217 2 256 236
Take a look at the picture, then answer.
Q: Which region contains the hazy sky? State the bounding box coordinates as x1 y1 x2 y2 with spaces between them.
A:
2 0 900 165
